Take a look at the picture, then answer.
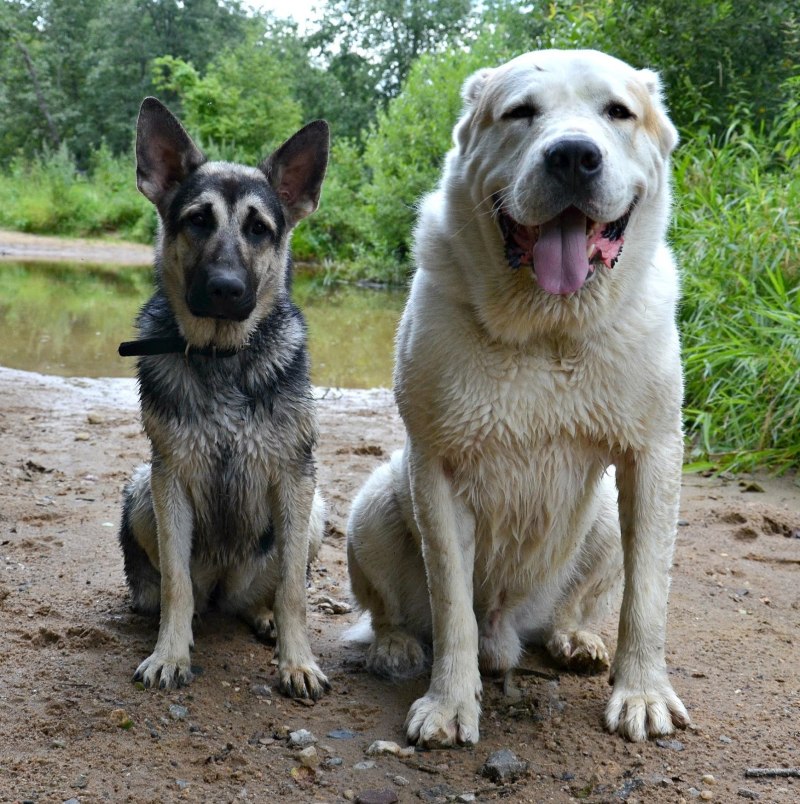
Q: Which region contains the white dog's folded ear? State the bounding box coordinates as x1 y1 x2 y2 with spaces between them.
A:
637 68 679 157
461 67 495 106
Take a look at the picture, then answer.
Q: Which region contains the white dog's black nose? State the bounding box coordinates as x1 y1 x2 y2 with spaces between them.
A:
544 137 603 186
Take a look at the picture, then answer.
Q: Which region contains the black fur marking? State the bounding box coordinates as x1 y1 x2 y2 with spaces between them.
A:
119 489 161 615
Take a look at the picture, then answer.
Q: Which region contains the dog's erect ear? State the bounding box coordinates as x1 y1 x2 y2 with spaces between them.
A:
260 120 330 227
636 69 679 157
136 97 205 208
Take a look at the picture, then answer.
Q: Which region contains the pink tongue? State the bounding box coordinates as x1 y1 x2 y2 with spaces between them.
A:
531 207 590 295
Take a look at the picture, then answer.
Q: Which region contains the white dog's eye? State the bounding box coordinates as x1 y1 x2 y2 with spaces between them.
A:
607 103 635 121
502 103 538 121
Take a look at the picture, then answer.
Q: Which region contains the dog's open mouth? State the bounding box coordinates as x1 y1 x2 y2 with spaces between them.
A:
495 198 634 295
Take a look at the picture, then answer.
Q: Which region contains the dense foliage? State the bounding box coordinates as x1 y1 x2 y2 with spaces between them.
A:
0 0 798 470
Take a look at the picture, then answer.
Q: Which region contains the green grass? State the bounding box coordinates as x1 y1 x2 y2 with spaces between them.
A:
675 108 800 472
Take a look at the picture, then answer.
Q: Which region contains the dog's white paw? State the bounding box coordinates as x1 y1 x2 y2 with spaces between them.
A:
367 630 428 679
405 692 481 748
605 677 690 742
279 658 330 701
547 629 610 674
134 651 193 689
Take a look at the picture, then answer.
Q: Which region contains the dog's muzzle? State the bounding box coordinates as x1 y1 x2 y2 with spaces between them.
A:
186 264 256 321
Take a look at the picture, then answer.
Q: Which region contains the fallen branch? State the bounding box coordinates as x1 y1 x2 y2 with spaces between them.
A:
744 553 800 566
745 768 800 778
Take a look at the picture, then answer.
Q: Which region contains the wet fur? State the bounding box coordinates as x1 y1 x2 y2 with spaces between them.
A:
119 98 330 699
347 50 690 745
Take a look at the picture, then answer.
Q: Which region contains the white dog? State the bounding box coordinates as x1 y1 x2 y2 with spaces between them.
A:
347 49 690 746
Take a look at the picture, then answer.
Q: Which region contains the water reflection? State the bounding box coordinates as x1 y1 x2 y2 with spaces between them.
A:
0 261 405 388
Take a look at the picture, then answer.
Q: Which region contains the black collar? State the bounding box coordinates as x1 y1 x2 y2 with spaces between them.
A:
118 336 241 358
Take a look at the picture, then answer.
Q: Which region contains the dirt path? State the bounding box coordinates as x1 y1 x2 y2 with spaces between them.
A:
0 365 799 804
0 230 151 266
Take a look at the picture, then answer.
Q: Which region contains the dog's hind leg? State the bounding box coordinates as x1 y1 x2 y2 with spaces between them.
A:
546 475 623 674
119 464 161 615
346 454 431 679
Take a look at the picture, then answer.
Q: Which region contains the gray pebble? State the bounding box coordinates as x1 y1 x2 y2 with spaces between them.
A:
353 760 376 771
168 704 188 720
418 784 457 801
70 775 88 789
457 795 477 803
392 775 409 786
250 684 271 697
655 738 684 751
175 779 189 790
480 749 529 783
737 790 760 800
327 728 358 739
323 757 344 768
719 735 733 744
63 800 80 804
288 728 316 748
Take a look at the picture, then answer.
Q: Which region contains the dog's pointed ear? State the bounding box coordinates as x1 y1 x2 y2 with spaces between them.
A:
260 120 330 227
637 69 679 157
136 97 206 209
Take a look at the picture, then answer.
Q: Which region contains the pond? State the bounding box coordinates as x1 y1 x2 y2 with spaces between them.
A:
0 261 405 388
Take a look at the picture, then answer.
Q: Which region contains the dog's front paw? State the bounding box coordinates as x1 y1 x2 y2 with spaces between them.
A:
405 692 481 748
134 651 193 690
547 629 610 674
605 676 690 742
367 630 428 679
279 659 330 701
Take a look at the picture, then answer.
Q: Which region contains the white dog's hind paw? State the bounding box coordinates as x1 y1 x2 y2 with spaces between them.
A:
134 652 193 689
605 682 690 742
405 693 480 748
367 630 428 679
279 659 330 701
547 629 610 674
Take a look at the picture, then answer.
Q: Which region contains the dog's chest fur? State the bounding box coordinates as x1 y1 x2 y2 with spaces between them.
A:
136 292 316 564
400 309 676 603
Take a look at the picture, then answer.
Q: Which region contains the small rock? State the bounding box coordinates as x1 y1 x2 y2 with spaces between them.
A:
74 432 91 442
168 704 188 720
655 738 684 751
740 481 765 493
702 774 716 785
250 684 271 697
353 760 376 771
366 739 402 756
70 774 88 789
328 728 359 739
737 789 760 800
110 708 133 729
51 738 66 749
323 757 344 767
688 788 701 798
354 789 399 804
175 779 189 790
63 800 80 804
700 791 714 801
719 735 733 744
678 519 690 527
288 728 317 748
297 746 319 768
392 775 409 786
457 795 477 803
480 749 529 783
343 791 356 801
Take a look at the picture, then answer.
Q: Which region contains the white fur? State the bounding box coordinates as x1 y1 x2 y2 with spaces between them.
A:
347 49 689 746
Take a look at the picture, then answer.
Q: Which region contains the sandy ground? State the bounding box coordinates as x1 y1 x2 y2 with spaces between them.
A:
1 233 800 803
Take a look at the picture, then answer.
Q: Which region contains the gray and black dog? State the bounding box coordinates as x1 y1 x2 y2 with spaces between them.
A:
118 97 330 699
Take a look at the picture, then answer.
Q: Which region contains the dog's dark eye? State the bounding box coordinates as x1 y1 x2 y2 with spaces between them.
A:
502 103 538 121
247 219 272 239
607 103 635 121
187 211 212 231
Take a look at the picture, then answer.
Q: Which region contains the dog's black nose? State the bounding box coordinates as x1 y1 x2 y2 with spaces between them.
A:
187 267 256 321
544 138 603 186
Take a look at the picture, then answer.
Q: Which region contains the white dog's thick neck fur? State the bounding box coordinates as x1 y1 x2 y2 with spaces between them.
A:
347 49 689 747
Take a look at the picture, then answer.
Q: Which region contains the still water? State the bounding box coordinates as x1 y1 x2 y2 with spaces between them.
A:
0 261 405 388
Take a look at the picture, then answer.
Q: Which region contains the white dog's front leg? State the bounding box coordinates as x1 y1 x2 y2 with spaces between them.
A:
271 475 329 701
134 462 195 689
607 447 690 741
405 447 481 747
